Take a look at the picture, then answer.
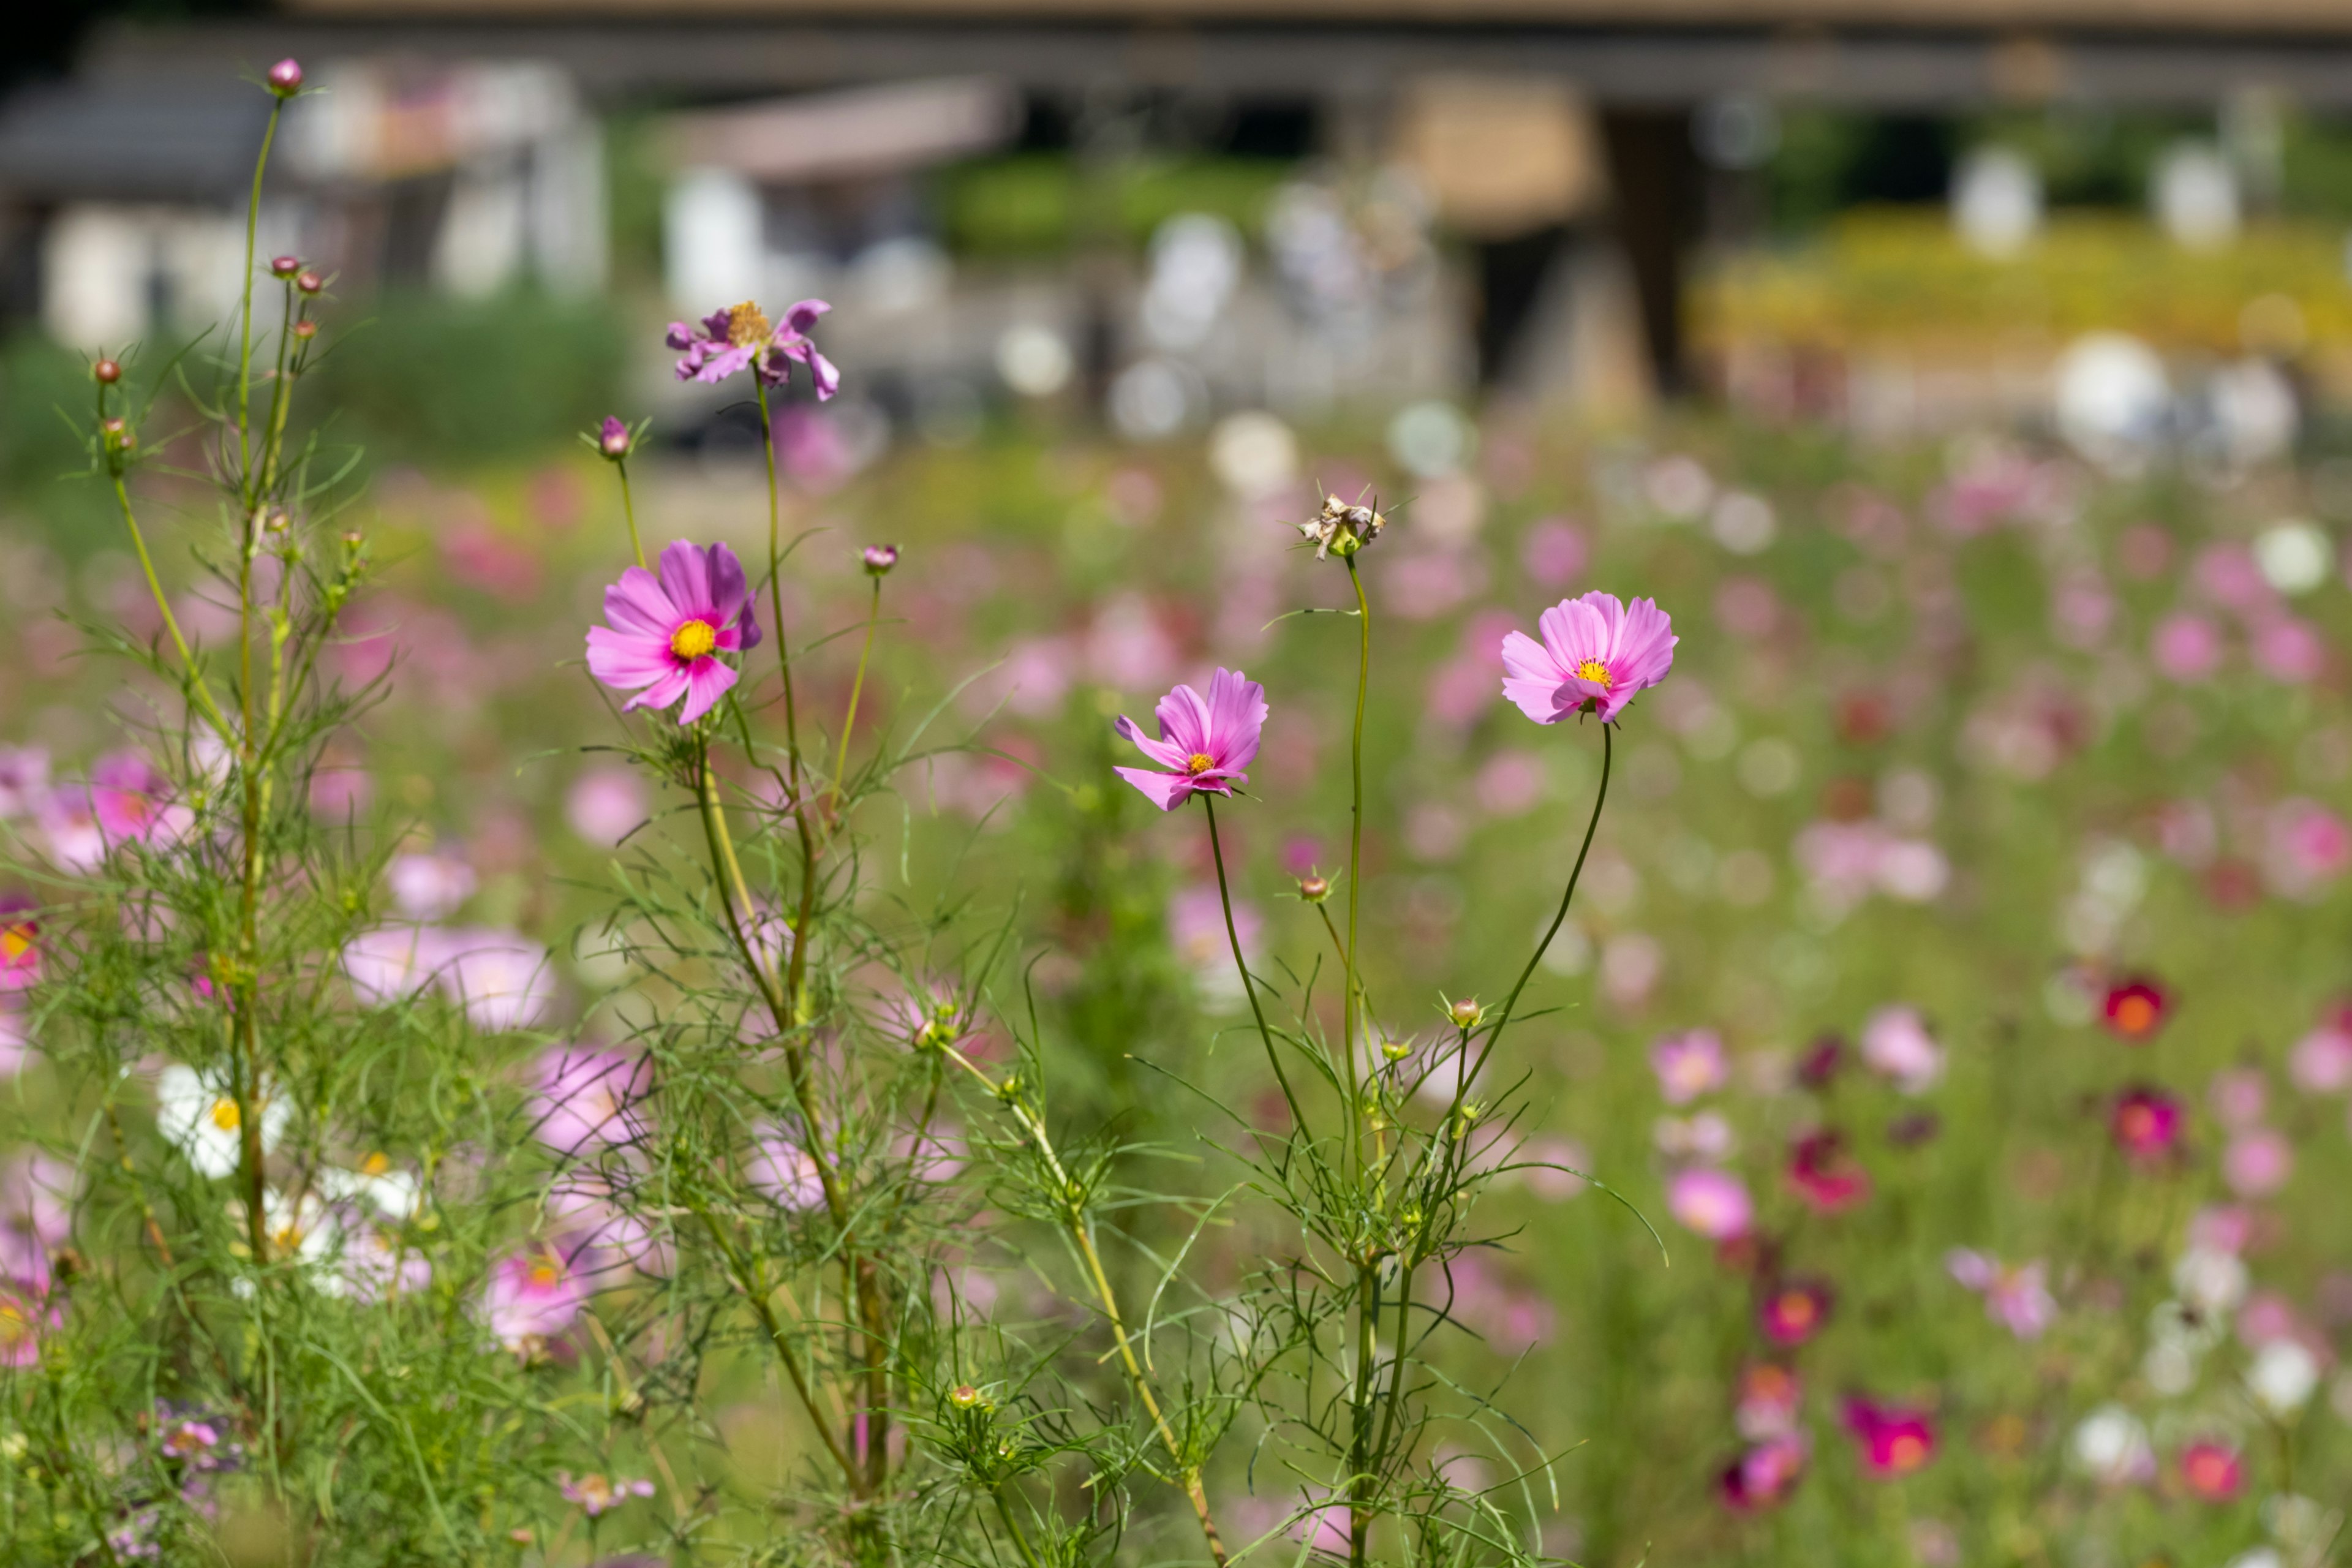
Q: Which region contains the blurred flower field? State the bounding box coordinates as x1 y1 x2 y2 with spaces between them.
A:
7 375 2352 1564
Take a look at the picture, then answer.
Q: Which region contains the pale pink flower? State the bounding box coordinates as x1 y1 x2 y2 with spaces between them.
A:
2290 1024 2352 1093
0 1153 72 1292
1473 751 1545 817
666 298 837 395
1650 1028 1728 1105
1946 1249 2057 1339
558 1471 654 1517
0 748 50 819
1520 519 1588 588
745 1128 827 1210
2252 614 2326 683
1735 1363 1804 1441
1499 591 1677 725
2222 1127 2293 1197
342 925 448 1008
0 1005 26 1079
1860 1006 1943 1095
2150 613 2224 682
1667 1166 1753 1240
2193 541 2274 612
484 1245 584 1352
434 928 555 1033
2267 798 2352 897
1516 1136 1589 1199
89 751 192 851
585 540 762 726
1111 668 1267 812
386 852 475 921
565 766 649 846
2207 1068 2266 1129
527 1049 650 1156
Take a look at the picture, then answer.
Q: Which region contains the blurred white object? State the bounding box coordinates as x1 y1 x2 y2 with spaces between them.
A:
435 160 528 299
2209 359 2300 469
42 206 243 351
1109 359 1197 442
1387 401 1474 479
2054 333 2171 471
1209 412 1299 499
1951 146 2042 258
995 325 1073 398
1709 491 1777 555
850 236 951 317
2154 141 2241 250
2248 1340 2321 1416
664 168 764 314
1141 213 1243 351
2068 1406 2153 1484
665 77 1018 184
2255 520 2333 595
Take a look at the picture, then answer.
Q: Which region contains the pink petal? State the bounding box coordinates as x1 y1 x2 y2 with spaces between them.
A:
658 540 715 616
587 628 672 690
676 658 739 725
1113 766 1194 812
780 298 831 333
1115 715 1191 772
1154 683 1212 759
1206 668 1267 772
623 666 692 715
604 567 677 636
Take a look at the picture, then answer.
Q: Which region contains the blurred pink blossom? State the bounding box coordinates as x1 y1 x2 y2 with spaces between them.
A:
1667 1167 1752 1240
1474 751 1545 817
1600 933 1664 1009
2290 1023 2352 1093
529 1049 650 1156
565 766 648 847
387 852 476 921
484 1245 584 1353
2207 1068 2266 1129
1655 1112 1737 1163
1735 1363 1803 1441
0 749 50 818
1517 1136 1589 1199
1946 1249 2057 1339
436 928 556 1033
1088 595 1179 692
1521 519 1588 587
2251 615 2326 684
2266 798 2352 898
2222 1127 2293 1197
2150 614 2224 682
2192 541 2275 613
1651 1030 1728 1104
1860 1006 1943 1095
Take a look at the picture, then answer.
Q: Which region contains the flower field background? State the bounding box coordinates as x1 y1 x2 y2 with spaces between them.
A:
5 90 2352 1565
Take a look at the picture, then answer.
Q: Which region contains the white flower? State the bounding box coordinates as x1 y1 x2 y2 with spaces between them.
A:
2172 1248 2250 1317
318 1158 423 1219
2247 1340 2321 1417
156 1065 287 1179
2068 1404 2154 1483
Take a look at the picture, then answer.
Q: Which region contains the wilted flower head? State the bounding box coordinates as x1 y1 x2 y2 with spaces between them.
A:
1296 492 1385 560
559 1471 654 1517
1946 1249 2057 1340
1650 1028 1728 1104
666 299 837 396
2101 977 2170 1041
1758 1278 1834 1347
1111 668 1267 812
1844 1399 1936 1478
1500 591 1677 726
2110 1085 2184 1163
586 540 762 727
1859 1006 1943 1095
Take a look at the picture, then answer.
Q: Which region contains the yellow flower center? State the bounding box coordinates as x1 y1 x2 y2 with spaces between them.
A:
725 301 772 348
670 620 717 660
1185 753 1215 775
529 1261 562 1290
2112 995 2155 1033
0 1299 25 1343
361 1152 390 1176
1575 659 1613 688
210 1097 241 1132
1 925 31 963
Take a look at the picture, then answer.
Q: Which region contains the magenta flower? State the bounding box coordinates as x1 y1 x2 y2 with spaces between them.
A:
2111 1086 2184 1163
484 1245 584 1353
1650 1028 1728 1104
0 1281 55 1370
0 897 37 994
1759 1278 1834 1347
1666 1166 1752 1240
1845 1400 1936 1477
1786 1129 1871 1213
586 540 761 726
89 750 190 850
1111 668 1267 812
1859 1005 1943 1095
1946 1249 2057 1340
1718 1433 1806 1511
665 299 838 397
1499 590 1676 725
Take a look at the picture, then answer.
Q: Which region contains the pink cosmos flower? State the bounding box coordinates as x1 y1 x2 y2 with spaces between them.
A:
528 1049 651 1156
745 1127 827 1210
1499 590 1677 725
2221 1127 2292 1197
666 299 837 396
0 1154 73 1292
1666 1166 1752 1240
1845 1400 1936 1478
0 1281 55 1369
1945 1249 2057 1340
0 898 37 994
1650 1028 1728 1104
558 1471 654 1517
435 928 556 1033
1111 668 1267 812
1719 1433 1806 1511
2150 613 2224 682
1735 1363 1804 1440
1860 1006 1943 1095
2178 1439 2244 1502
484 1245 585 1353
386 852 475 921
565 766 649 847
0 1005 25 1079
2267 798 2352 897
2289 1022 2352 1093
1786 1129 1871 1213
1758 1278 1834 1347
0 748 50 818
89 751 191 850
2207 1068 2266 1129
586 540 763 727
2111 1086 2184 1163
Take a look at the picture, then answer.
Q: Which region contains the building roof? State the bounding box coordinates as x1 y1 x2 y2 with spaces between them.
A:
0 75 276 203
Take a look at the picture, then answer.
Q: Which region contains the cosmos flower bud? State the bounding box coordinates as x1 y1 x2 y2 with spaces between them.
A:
947 1384 989 1411
1449 997 1484 1030
1379 1039 1411 1063
93 358 121 385
296 270 325 296
993 1074 1022 1104
100 417 134 455
597 417 632 460
293 319 318 341
1297 873 1330 903
263 508 291 534
270 255 302 278
266 58 304 97
862 544 899 576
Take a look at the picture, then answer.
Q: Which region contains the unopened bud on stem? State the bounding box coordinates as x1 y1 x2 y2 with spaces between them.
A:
270 255 302 279
93 358 121 385
1449 997 1484 1030
862 544 899 576
1297 873 1330 903
266 58 304 97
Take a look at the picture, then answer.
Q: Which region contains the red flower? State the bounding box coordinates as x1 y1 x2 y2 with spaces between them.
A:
2110 1086 2185 1164
1786 1129 1872 1213
2101 979 2169 1041
1844 1398 1936 1478
1758 1278 1834 1348
2177 1439 2243 1502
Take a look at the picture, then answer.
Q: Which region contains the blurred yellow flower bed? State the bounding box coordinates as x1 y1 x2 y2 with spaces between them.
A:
1697 209 2352 360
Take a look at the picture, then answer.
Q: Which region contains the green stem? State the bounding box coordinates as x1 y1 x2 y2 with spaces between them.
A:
695 1207 856 1482
831 577 881 813
616 458 645 570
1203 794 1305 1137
1343 557 1370 1128
235 98 283 484
1454 721 1613 1107
1348 1260 1380 1568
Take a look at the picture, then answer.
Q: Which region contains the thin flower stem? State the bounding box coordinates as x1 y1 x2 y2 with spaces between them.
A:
235 97 283 484
1454 722 1612 1110
935 1041 1231 1567
1203 794 1306 1136
1348 1258 1380 1568
753 378 803 780
694 1207 856 1482
1343 558 1371 1147
831 577 881 815
616 458 646 570
993 1490 1047 1568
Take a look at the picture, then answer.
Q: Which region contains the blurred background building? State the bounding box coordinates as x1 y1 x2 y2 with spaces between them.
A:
8 0 2352 463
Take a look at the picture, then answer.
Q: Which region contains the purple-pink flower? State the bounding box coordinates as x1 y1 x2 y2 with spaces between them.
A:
1946 1248 2057 1340
666 299 838 396
586 540 761 726
1667 1166 1752 1241
559 1471 654 1517
1650 1028 1728 1104
1111 668 1267 812
89 750 190 850
484 1245 585 1354
1499 590 1676 725
528 1049 651 1156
